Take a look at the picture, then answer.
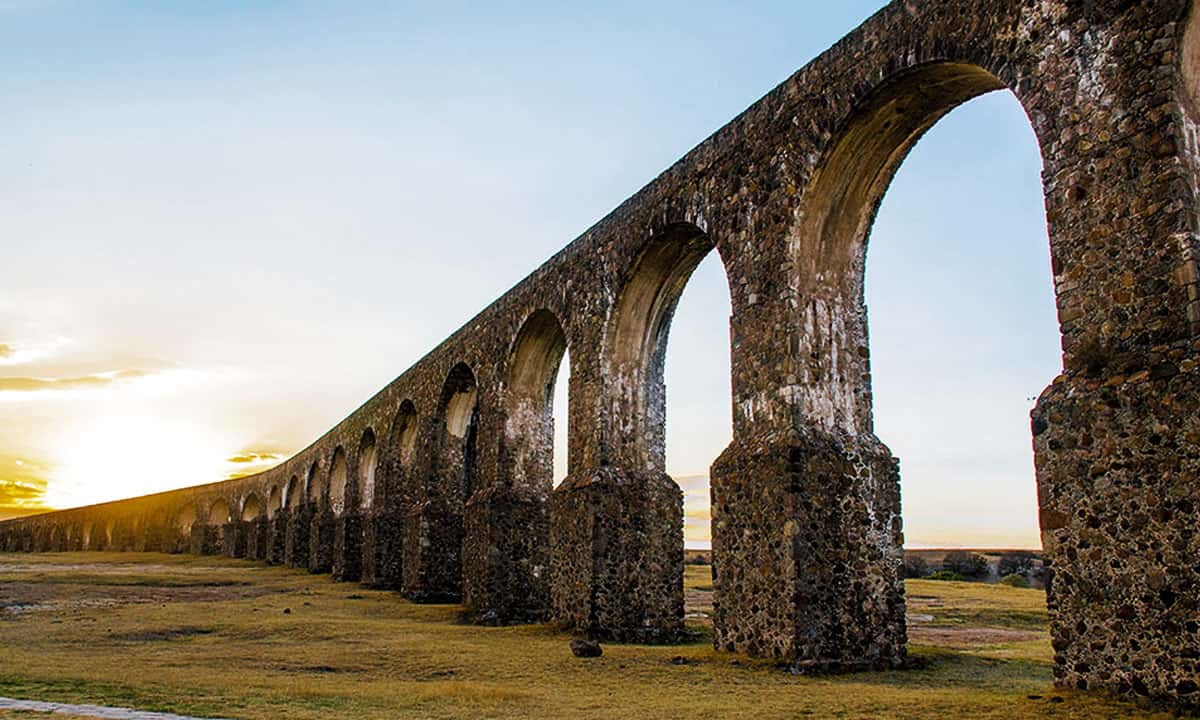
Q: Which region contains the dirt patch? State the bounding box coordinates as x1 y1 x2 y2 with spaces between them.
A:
908 625 1043 647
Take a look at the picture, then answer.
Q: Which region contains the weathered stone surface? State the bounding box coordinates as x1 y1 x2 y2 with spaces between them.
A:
4 0 1200 708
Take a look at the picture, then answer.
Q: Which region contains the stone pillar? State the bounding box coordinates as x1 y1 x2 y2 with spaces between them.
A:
463 485 550 624
331 512 363 582
362 509 404 588
267 512 287 565
285 505 312 569
711 436 905 668
308 509 335 574
221 522 245 558
1034 373 1200 701
549 467 683 642
402 502 462 602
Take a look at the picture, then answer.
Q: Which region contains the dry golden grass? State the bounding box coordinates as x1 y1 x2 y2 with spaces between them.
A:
0 553 1177 719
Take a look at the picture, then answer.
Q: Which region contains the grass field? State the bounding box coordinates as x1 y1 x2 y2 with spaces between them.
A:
0 553 1177 719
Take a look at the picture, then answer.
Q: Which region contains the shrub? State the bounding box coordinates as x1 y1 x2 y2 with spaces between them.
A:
1000 573 1031 588
903 556 931 579
927 570 966 582
686 554 710 566
942 550 989 579
998 552 1036 578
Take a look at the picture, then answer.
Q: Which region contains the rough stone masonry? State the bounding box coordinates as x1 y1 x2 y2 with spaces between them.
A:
3 0 1200 708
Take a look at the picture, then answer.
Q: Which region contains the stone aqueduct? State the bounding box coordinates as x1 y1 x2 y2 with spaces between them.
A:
3 0 1200 706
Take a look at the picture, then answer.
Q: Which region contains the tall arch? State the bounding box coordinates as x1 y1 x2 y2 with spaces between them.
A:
504 309 568 491
410 363 478 601
208 499 230 525
329 448 348 517
364 401 417 589
267 485 281 520
241 494 262 522
358 429 377 512
609 223 728 474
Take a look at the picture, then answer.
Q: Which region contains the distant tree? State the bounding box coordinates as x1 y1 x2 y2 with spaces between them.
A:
1000 573 1031 588
998 552 1036 578
686 553 710 566
942 550 989 580
904 556 931 579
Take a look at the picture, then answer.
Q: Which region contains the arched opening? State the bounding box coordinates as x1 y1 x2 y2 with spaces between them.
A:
794 61 1055 585
359 429 378 511
439 363 479 502
610 222 734 556
610 223 730 476
505 309 568 493
307 461 321 507
267 485 281 519
242 494 262 522
209 499 230 525
177 505 196 533
386 401 418 506
286 475 301 509
81 522 93 550
329 448 348 517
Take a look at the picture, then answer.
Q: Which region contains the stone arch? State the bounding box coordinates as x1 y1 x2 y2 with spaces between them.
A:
285 475 301 509
329 448 348 517
209 498 230 525
358 429 378 511
267 485 282 519
504 309 568 491
241 494 263 522
81 522 93 550
176 504 197 533
307 461 322 507
438 363 479 502
793 61 1032 435
392 400 419 464
608 222 732 473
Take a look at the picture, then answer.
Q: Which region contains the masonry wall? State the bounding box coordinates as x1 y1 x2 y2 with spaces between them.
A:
3 0 1199 708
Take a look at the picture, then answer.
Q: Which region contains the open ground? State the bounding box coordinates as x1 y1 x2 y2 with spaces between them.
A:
0 553 1177 720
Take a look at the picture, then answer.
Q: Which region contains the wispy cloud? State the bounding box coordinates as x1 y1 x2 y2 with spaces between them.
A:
0 337 73 367
0 369 149 393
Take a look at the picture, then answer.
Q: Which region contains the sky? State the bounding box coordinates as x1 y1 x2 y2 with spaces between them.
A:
0 1 1061 548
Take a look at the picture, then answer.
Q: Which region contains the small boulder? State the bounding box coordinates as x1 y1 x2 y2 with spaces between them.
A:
570 638 603 658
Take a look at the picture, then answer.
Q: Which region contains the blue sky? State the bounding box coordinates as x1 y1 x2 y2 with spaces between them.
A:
0 1 1060 547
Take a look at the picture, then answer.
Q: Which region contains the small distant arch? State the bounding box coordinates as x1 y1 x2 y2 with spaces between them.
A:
81 522 93 550
176 504 197 532
359 429 378 511
329 447 348 516
267 485 282 518
438 363 480 500
390 400 419 466
505 309 569 490
209 498 230 525
307 461 322 505
443 364 479 441
286 474 301 509
242 494 263 522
